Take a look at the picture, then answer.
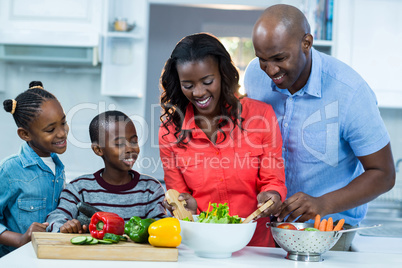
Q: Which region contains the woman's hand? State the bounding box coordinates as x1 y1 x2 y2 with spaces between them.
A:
60 219 87 234
256 190 282 219
162 192 198 215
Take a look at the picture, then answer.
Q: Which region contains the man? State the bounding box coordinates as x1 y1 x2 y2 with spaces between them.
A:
244 4 395 250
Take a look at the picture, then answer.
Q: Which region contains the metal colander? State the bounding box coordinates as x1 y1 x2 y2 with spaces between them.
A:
269 222 343 262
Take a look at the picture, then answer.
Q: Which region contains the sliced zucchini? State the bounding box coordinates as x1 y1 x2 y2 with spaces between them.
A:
103 233 120 243
85 236 94 244
98 239 113 244
70 236 88 245
88 238 99 245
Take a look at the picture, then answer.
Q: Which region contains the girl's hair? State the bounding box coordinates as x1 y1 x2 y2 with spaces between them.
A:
3 81 56 129
160 33 242 146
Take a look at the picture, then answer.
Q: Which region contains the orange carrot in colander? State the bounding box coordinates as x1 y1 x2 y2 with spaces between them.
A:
314 214 321 229
333 219 345 231
326 217 333 231
318 219 327 231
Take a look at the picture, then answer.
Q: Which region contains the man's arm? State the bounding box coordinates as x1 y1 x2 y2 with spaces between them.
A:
276 143 395 222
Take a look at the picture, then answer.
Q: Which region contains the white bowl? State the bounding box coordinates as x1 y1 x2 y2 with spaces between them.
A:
179 215 257 258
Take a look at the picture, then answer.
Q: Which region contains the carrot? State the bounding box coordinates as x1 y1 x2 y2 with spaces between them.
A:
314 214 321 229
333 219 345 231
205 202 211 218
326 217 334 231
318 219 327 232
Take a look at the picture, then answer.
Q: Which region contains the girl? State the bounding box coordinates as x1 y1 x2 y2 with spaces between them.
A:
159 33 286 247
0 81 68 257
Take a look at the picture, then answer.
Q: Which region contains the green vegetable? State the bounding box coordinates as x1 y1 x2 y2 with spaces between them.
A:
124 216 156 243
304 227 320 231
98 239 113 244
88 238 99 244
70 236 98 245
197 203 241 224
103 233 120 243
70 236 87 245
77 202 102 218
77 215 91 227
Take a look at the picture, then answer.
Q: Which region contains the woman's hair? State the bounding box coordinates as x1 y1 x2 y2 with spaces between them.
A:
3 81 56 129
160 33 242 146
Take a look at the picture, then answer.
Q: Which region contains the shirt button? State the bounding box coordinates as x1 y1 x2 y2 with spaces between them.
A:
30 206 34 210
289 97 293 101
282 147 286 151
55 199 58 202
56 180 58 183
284 123 288 127
216 151 219 155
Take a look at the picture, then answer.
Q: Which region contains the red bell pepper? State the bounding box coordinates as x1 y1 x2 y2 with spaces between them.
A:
89 212 125 239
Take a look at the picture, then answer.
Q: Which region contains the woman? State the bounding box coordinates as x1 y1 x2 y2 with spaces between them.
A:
158 33 286 246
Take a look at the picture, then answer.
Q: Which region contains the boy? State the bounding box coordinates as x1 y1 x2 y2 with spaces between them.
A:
46 110 166 233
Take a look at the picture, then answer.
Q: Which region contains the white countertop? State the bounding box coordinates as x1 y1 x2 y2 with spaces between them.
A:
351 233 402 253
1 240 401 268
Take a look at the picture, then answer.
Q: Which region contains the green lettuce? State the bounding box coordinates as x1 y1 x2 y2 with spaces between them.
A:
197 203 241 224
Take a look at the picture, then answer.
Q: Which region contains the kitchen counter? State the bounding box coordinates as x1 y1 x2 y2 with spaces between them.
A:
351 233 402 253
1 241 401 268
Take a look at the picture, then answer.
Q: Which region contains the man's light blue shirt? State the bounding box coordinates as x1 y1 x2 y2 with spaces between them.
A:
244 48 390 225
0 142 65 257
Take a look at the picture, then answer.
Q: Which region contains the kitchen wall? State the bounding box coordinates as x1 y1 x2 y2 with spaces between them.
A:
0 2 401 203
142 4 263 180
0 62 146 180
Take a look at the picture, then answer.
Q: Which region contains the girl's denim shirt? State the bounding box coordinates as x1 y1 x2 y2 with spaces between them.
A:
0 142 65 256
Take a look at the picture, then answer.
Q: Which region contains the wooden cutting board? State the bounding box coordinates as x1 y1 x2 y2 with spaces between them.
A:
31 232 178 261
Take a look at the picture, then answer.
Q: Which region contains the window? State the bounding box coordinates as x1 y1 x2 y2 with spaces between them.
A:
220 37 255 96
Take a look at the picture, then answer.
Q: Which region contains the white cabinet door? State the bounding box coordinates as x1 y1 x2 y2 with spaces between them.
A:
100 0 149 97
336 0 402 108
0 0 102 33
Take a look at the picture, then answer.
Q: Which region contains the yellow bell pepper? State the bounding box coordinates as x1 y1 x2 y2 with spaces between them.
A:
148 217 181 247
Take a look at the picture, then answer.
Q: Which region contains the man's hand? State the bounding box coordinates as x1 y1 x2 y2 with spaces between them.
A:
275 192 325 222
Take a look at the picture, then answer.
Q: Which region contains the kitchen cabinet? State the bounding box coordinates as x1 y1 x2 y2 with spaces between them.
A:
335 0 402 108
0 0 102 65
100 0 149 97
0 0 102 33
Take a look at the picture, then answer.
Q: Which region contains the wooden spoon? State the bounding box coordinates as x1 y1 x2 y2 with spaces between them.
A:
165 189 194 221
242 200 274 224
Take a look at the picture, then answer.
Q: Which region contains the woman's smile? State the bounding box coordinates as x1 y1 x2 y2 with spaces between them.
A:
177 56 222 119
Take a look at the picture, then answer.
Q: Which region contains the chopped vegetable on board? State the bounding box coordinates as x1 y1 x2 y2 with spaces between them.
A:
89 212 125 239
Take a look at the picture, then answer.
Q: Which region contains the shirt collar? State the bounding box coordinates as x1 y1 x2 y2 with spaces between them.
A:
19 142 64 171
271 48 322 98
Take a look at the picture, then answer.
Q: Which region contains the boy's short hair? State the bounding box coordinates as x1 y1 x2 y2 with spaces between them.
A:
89 110 130 144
